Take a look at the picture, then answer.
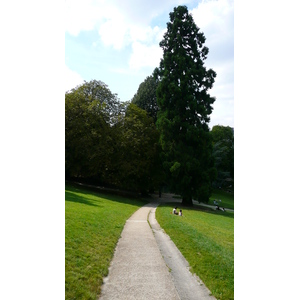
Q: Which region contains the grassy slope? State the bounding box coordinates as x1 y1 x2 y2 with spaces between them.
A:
208 189 234 209
66 184 234 299
65 184 145 300
156 204 234 300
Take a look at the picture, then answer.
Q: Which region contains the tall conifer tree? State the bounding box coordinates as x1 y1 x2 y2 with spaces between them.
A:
154 5 217 206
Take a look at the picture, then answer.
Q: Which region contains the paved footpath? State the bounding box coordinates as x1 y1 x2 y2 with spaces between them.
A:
99 200 215 300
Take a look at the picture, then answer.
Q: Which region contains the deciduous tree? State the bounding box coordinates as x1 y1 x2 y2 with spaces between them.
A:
65 80 122 181
131 75 159 122
117 103 161 193
65 80 162 194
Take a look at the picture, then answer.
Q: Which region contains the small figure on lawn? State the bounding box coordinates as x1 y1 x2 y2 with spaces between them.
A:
179 209 183 216
172 207 179 215
214 199 225 211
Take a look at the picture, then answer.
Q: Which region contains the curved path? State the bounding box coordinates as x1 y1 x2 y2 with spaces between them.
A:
99 199 215 300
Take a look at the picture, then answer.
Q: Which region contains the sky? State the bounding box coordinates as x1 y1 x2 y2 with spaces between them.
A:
65 0 234 129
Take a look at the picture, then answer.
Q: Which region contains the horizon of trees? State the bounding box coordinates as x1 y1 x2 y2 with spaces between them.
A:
65 78 233 199
65 5 234 203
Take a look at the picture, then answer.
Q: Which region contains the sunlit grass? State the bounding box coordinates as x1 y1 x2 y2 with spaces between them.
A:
66 183 234 300
156 204 234 300
65 184 145 300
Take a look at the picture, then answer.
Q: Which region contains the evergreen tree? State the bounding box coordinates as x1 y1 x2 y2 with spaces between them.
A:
154 5 217 206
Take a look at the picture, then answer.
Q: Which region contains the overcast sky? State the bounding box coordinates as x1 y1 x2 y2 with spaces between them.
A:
65 0 234 129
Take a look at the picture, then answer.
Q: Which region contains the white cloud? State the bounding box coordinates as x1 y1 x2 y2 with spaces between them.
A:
191 0 233 36
65 65 83 92
191 0 234 128
191 0 233 62
65 0 170 49
65 0 105 36
127 26 166 70
98 17 129 50
130 26 165 45
129 42 163 70
65 0 234 126
97 8 166 50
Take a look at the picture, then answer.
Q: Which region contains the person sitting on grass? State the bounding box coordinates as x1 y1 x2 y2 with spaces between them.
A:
179 209 182 216
172 207 179 215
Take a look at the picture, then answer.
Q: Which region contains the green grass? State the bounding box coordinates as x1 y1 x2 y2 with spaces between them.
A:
156 204 234 300
172 189 234 210
209 189 234 210
65 184 145 300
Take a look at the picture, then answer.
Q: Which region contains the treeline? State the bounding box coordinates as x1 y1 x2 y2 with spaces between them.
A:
65 78 234 197
65 80 163 195
65 6 234 202
211 125 234 191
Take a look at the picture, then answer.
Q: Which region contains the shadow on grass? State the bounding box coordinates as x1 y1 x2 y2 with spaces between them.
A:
65 190 99 207
159 202 234 219
65 182 148 208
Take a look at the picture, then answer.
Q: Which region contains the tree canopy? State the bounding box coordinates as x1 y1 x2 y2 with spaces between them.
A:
210 125 234 190
65 80 119 180
154 5 217 205
116 103 162 194
65 80 161 193
65 7 233 200
131 75 159 122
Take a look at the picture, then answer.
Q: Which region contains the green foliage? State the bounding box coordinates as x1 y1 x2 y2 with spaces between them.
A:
65 80 119 179
170 161 181 177
211 125 234 144
65 80 162 193
156 204 234 300
65 184 145 300
210 125 234 189
116 103 162 193
131 75 159 122
154 5 217 205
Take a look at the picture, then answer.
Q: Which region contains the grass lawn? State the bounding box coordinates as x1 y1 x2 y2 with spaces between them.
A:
173 189 234 210
156 204 234 300
208 189 234 210
65 184 145 300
